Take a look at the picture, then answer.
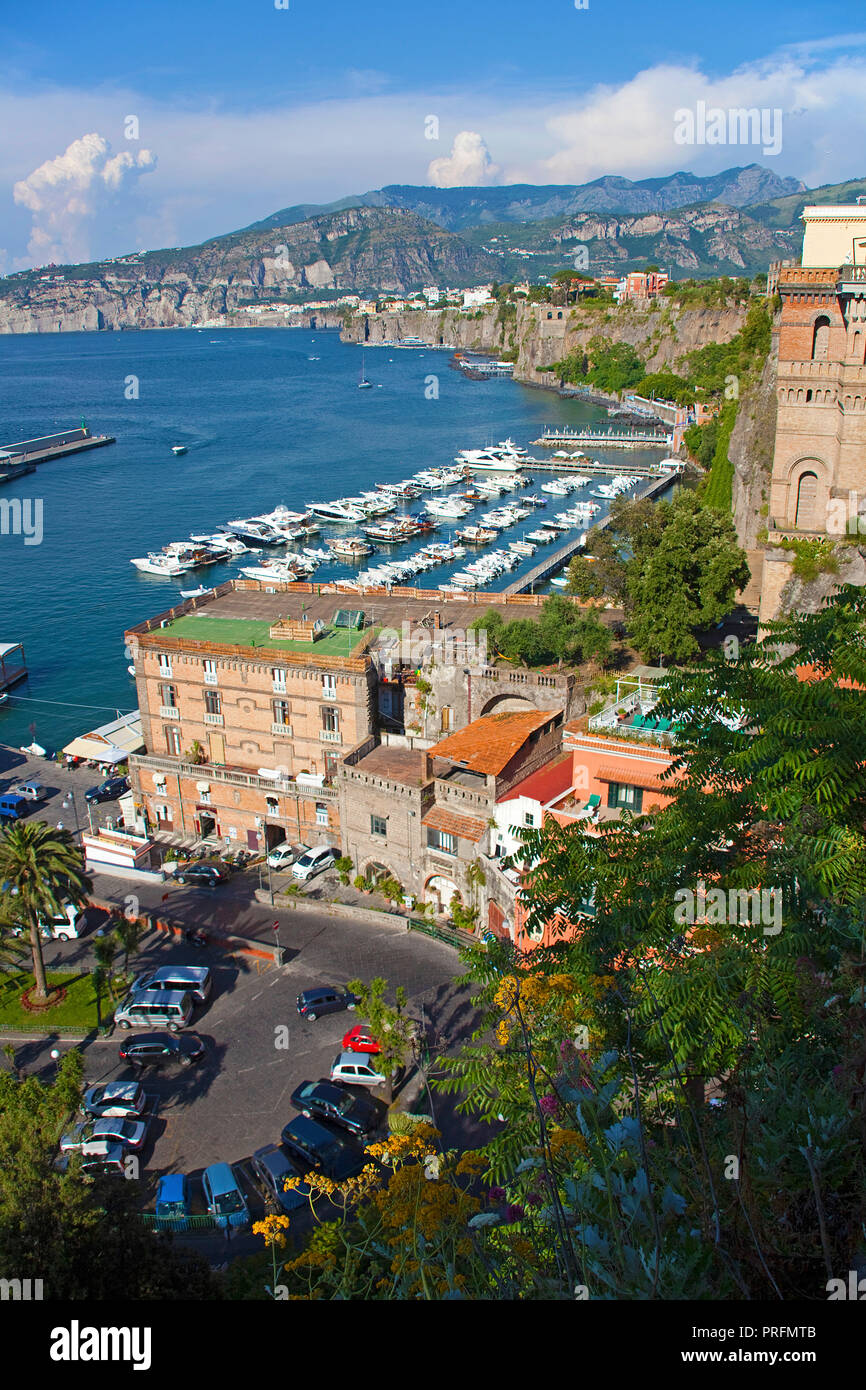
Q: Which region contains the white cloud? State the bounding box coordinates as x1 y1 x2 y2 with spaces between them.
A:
427 131 501 188
13 132 156 265
508 54 866 187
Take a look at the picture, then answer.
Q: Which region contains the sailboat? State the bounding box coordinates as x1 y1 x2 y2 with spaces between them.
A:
358 354 373 389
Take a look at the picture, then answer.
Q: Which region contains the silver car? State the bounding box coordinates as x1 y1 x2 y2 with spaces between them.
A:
60 1116 147 1153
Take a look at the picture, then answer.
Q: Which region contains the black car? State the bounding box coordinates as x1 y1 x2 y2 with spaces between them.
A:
175 861 231 887
290 1080 379 1138
250 1143 313 1214
296 987 357 1022
280 1115 364 1181
84 776 130 805
118 1032 206 1071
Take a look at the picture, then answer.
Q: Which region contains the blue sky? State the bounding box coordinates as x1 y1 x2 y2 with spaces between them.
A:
0 1 863 268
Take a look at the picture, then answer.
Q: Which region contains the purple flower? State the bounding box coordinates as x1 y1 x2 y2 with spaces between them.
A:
525 1192 543 1208
505 1204 525 1222
488 1186 506 1203
539 1093 559 1117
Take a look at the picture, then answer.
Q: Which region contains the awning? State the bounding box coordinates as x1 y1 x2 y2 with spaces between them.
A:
422 805 487 843
63 711 144 763
595 765 671 794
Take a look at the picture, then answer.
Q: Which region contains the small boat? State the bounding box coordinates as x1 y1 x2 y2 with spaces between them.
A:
127 665 136 677
171 445 188 456
180 586 211 599
21 741 46 757
0 693 7 705
550 576 569 589
131 554 193 576
358 355 373 389
327 536 375 559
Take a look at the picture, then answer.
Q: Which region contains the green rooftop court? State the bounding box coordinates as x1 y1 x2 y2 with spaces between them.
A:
157 614 375 657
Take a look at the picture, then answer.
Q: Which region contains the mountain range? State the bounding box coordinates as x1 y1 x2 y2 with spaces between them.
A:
1 165 864 334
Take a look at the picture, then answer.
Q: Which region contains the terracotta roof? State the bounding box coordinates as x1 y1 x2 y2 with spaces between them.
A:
497 752 574 805
422 806 488 843
595 765 673 794
429 709 558 776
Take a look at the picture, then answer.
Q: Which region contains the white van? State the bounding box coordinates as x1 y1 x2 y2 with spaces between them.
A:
114 990 194 1033
11 903 86 942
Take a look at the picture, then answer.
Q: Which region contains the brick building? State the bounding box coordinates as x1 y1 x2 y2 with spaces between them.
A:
760 202 866 622
125 580 583 856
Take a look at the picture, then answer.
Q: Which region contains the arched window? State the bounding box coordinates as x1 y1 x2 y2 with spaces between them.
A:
795 471 819 530
811 316 830 360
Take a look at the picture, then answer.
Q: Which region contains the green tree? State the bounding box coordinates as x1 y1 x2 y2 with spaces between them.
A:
0 822 91 1002
0 1050 220 1299
344 977 417 1106
112 913 144 975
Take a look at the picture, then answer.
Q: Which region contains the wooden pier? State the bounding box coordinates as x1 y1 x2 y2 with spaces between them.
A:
503 473 676 595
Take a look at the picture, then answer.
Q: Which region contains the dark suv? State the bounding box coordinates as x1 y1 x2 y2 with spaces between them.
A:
296 987 357 1021
280 1115 364 1181
84 776 130 804
175 861 230 887
290 1080 379 1137
118 1032 206 1071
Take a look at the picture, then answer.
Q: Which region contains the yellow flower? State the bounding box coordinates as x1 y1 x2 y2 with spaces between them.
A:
252 1214 291 1247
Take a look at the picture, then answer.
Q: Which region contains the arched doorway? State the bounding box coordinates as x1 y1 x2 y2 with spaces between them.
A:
425 875 461 913
795 471 819 530
364 861 390 887
811 316 830 360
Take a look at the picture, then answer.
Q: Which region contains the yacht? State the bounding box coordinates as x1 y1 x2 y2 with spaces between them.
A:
425 497 471 518
456 525 497 546
171 445 188 456
541 480 570 496
327 536 375 560
526 529 555 543
162 542 223 568
239 560 303 582
130 554 194 577
305 500 366 524
222 520 284 545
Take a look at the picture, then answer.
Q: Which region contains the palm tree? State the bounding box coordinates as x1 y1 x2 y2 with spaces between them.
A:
113 915 144 976
0 822 91 1003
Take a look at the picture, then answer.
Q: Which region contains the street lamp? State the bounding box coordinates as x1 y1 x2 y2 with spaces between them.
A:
61 789 92 839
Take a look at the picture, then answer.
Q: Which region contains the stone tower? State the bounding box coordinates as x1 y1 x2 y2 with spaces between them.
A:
759 203 866 624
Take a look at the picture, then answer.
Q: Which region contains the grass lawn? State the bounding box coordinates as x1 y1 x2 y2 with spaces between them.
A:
162 614 377 658
0 971 115 1031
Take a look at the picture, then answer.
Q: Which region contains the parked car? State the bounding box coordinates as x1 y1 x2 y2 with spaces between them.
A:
267 841 309 871
250 1143 312 1214
330 1051 388 1089
56 1141 129 1178
0 793 29 822
155 1174 191 1229
82 1082 147 1118
9 781 46 802
84 776 130 804
280 1115 364 1181
297 987 357 1022
291 845 340 882
114 989 194 1032
342 1024 382 1055
118 1031 205 1071
130 965 212 1004
174 861 231 888
60 1116 148 1153
201 1162 250 1230
10 902 86 941
290 1080 379 1137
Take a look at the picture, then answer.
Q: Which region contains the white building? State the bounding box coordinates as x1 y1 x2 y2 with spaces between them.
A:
463 286 495 309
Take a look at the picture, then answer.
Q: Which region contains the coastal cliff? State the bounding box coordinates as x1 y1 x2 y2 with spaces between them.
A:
342 298 750 386
0 206 497 334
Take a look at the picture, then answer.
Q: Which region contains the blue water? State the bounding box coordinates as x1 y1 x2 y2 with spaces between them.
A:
0 328 664 749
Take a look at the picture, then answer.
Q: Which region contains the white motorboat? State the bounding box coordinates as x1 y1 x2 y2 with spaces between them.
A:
541 480 570 496
305 500 366 523
425 497 471 518
327 536 375 559
131 554 193 576
550 575 569 589
223 519 284 545
180 586 212 599
171 445 188 456
239 561 302 581
526 529 555 543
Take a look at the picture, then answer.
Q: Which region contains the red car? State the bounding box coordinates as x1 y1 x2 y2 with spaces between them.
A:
342 1024 381 1055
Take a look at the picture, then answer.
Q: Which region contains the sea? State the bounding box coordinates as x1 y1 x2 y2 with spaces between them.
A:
0 327 667 750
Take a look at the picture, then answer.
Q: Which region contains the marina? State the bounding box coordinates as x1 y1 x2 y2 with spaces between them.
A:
531 426 672 449
0 327 679 747
0 423 115 467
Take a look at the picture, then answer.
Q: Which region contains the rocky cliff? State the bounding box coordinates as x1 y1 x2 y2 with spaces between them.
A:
0 206 498 334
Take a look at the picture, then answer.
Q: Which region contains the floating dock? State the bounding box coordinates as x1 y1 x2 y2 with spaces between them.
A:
0 425 115 470
0 642 27 693
531 427 672 449
502 473 676 595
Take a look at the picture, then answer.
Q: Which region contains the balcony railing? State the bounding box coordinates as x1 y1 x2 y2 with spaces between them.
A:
132 752 340 800
271 722 294 737
203 712 224 725
159 706 180 720
320 729 342 743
